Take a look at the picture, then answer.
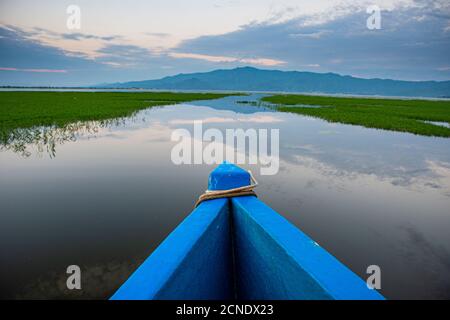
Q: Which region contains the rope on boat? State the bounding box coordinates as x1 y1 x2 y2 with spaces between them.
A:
195 170 258 207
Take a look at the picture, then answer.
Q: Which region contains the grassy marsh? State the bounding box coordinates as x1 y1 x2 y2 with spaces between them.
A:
263 94 450 137
0 91 233 141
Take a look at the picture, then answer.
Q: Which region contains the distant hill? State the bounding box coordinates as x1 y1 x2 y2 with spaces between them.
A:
100 67 450 98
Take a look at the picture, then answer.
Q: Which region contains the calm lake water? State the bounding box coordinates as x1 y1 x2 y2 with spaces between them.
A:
1 94 450 299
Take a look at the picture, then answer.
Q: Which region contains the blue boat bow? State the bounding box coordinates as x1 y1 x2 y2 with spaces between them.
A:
111 163 384 300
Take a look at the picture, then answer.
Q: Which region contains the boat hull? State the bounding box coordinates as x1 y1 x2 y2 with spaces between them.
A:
111 163 384 300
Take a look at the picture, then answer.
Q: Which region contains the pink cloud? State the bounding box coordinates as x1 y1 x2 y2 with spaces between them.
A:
168 52 285 66
0 67 67 73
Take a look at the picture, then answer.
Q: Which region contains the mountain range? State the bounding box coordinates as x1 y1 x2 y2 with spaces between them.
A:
99 67 450 98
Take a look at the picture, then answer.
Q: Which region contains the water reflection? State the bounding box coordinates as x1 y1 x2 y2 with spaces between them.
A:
16 256 146 299
1 94 450 299
187 93 274 114
1 118 132 158
0 94 272 158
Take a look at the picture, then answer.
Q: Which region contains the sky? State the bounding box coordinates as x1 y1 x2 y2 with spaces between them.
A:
0 0 449 86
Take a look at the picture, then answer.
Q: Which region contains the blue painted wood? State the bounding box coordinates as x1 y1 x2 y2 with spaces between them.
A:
208 161 250 190
110 198 233 300
231 195 384 300
111 162 385 300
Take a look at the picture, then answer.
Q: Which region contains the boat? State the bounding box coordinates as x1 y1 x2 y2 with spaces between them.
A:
111 162 384 300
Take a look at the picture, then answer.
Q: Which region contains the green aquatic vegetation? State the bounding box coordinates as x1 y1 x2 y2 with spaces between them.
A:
0 91 233 131
236 100 259 105
0 91 234 142
262 94 450 137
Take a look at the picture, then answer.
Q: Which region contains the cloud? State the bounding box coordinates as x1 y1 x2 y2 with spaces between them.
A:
0 24 264 85
96 44 153 64
0 25 142 86
28 27 121 42
169 52 285 66
144 32 171 38
301 64 321 68
169 52 236 63
240 58 285 66
261 0 418 26
0 67 67 73
0 25 97 83
288 30 330 39
174 3 450 80
169 115 284 125
1 1 450 85
61 33 121 42
0 25 126 60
